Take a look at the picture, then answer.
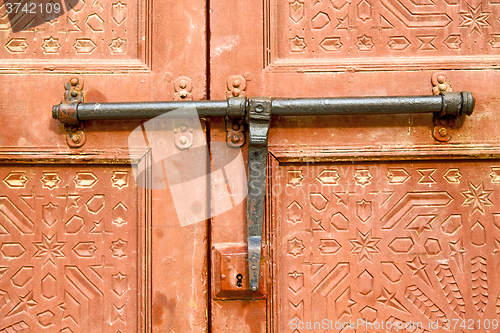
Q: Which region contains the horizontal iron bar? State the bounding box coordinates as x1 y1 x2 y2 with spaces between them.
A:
52 92 474 123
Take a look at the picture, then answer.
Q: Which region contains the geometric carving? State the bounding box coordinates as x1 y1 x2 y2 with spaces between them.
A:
381 192 452 229
386 168 410 183
388 36 411 51
41 273 57 300
41 37 61 54
404 285 447 324
0 243 26 258
288 271 304 293
0 196 34 234
74 172 98 187
316 169 340 185
471 221 486 247
290 300 304 322
111 303 127 324
3 172 28 188
289 0 304 23
112 202 128 226
72 242 97 258
287 201 303 224
441 214 462 234
319 239 341 254
37 310 55 327
32 233 66 266
461 182 493 215
85 13 104 32
40 172 61 189
112 272 128 297
11 266 34 287
319 37 342 52
388 237 414 254
357 269 374 296
287 237 305 257
348 229 381 262
424 238 441 255
490 167 500 183
112 2 128 25
5 290 37 318
443 168 462 183
111 171 129 188
85 195 105 214
381 261 403 283
471 256 488 314
449 238 466 274
354 169 372 186
335 287 356 319
459 3 491 35
359 305 377 322
356 199 372 222
311 262 349 296
435 263 465 319
417 35 437 50
405 214 435 234
357 0 372 22
310 193 328 211
42 203 58 227
109 37 127 53
376 286 410 314
417 169 436 184
290 36 306 52
287 170 304 188
74 38 97 54
330 0 349 10
65 215 85 234
5 38 28 53
406 255 433 288
356 34 374 51
58 291 81 325
65 266 103 299
311 12 330 29
0 289 10 310
494 213 500 231
110 238 128 258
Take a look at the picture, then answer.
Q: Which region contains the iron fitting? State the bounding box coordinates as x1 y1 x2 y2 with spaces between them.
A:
440 91 475 117
54 101 80 124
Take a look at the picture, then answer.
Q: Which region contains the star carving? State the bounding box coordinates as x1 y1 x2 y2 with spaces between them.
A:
32 233 66 266
110 239 127 258
461 181 493 215
460 3 491 35
348 229 381 262
449 238 466 273
376 286 410 314
288 237 305 257
6 290 37 317
406 256 432 287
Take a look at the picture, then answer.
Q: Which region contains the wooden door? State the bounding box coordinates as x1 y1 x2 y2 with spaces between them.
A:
0 1 209 332
210 0 500 332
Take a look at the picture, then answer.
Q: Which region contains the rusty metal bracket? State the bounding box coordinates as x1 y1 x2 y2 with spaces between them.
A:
225 97 247 148
53 77 86 148
246 98 271 292
174 76 193 101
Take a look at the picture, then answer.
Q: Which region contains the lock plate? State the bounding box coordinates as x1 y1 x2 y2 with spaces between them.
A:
212 244 266 299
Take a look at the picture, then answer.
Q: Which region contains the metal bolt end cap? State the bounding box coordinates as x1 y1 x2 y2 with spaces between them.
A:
461 91 475 116
52 105 60 119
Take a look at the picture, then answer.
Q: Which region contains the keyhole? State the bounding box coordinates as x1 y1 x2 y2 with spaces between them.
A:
236 274 243 288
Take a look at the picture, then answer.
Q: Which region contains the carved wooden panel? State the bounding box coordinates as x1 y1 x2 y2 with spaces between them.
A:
275 160 500 332
0 165 146 332
267 0 500 70
0 0 149 71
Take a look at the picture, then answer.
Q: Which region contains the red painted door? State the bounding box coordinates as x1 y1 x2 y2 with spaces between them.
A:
0 1 209 332
210 0 500 332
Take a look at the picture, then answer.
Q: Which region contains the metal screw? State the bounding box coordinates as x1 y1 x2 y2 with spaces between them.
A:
251 286 257 292
437 76 446 84
232 89 240 97
71 134 81 143
179 80 187 89
233 79 241 87
438 83 447 91
231 134 240 144
70 78 79 86
255 105 263 113
70 90 78 98
180 125 188 132
232 123 240 131
439 127 448 137
179 91 188 99
179 136 188 145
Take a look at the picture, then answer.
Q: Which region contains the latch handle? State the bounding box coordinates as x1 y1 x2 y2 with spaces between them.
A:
246 98 272 292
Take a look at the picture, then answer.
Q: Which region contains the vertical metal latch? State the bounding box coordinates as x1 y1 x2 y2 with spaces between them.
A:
246 98 271 292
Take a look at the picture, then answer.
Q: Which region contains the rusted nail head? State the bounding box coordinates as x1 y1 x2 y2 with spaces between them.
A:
232 123 240 131
233 79 241 87
70 90 78 98
437 76 446 84
232 89 240 97
179 91 188 98
179 80 187 89
251 286 257 292
438 83 447 91
71 134 81 143
180 125 188 132
70 78 79 86
255 105 263 113
439 127 448 137
231 134 240 144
